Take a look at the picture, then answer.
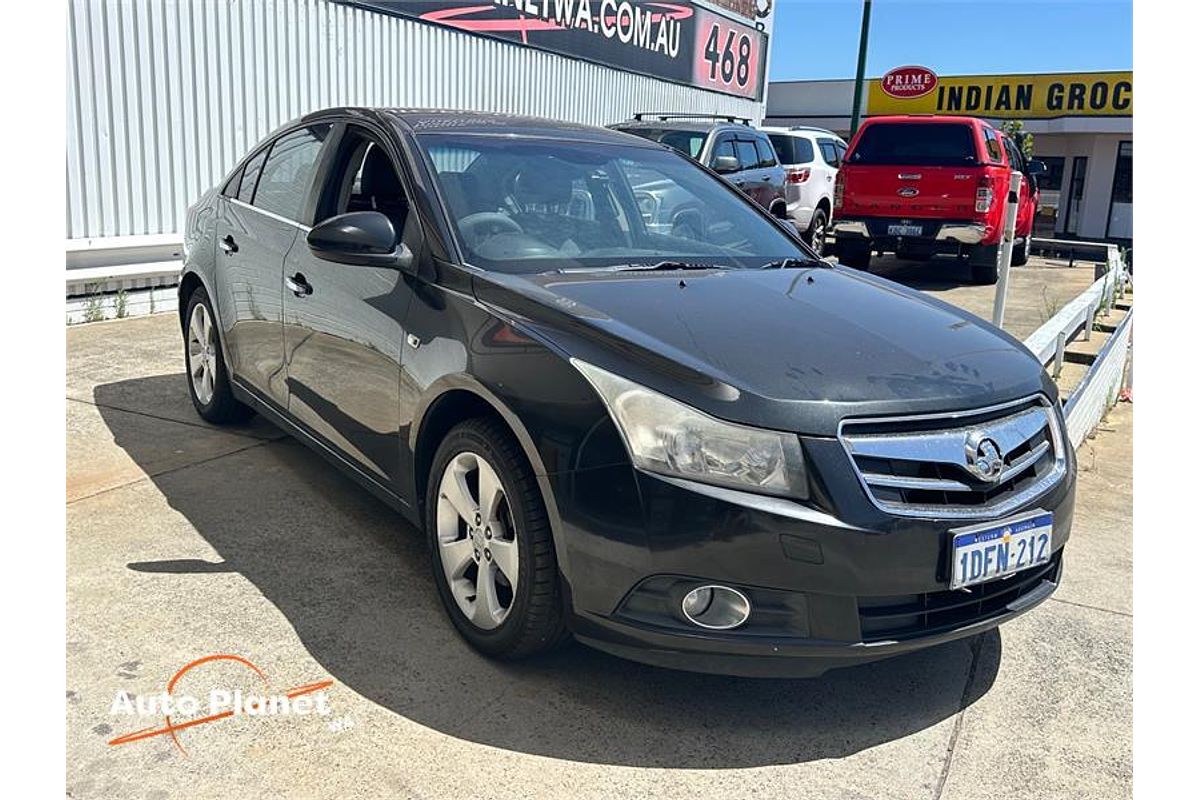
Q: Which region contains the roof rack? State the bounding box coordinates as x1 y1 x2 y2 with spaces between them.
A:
632 112 751 125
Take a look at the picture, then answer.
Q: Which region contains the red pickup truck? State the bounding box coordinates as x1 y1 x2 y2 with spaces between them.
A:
831 115 1044 284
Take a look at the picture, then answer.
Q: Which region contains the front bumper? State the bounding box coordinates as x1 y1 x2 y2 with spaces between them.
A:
832 218 992 248
551 447 1075 677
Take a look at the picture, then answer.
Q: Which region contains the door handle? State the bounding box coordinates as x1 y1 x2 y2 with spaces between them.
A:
219 235 238 254
286 273 313 297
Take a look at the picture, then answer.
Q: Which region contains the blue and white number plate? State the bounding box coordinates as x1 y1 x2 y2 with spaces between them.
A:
949 511 1053 590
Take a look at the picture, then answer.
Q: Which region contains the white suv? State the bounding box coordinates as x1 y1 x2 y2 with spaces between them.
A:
761 127 847 255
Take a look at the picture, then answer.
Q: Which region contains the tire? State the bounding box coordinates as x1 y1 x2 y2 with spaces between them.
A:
837 240 872 270
183 286 254 423
1012 234 1031 267
426 417 567 659
969 244 1001 285
805 208 829 256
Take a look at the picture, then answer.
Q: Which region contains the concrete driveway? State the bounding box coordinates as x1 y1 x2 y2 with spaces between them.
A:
66 261 1131 799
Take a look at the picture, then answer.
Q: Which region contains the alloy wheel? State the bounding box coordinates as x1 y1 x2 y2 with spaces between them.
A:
811 217 826 255
436 451 519 630
187 303 216 405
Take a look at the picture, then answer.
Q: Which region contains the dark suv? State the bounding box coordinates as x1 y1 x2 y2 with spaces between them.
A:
610 113 789 222
180 108 1075 677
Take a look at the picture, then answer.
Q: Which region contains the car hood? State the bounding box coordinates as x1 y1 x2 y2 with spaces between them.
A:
473 265 1052 435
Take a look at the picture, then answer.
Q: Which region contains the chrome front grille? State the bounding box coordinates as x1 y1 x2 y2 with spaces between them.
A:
838 396 1066 519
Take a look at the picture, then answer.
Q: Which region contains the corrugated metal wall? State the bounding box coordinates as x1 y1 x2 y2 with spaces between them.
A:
66 0 764 241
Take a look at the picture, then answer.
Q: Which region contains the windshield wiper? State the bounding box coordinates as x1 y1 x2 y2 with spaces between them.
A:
556 260 733 274
758 257 828 270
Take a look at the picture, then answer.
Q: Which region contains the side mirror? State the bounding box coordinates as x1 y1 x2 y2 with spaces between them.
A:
711 154 740 175
1026 159 1047 176
306 211 414 272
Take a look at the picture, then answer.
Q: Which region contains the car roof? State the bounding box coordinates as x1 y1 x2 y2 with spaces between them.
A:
861 115 988 127
611 118 759 135
297 107 660 147
760 126 846 141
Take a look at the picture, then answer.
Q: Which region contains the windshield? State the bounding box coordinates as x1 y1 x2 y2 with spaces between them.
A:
848 122 980 166
618 127 706 159
419 134 810 274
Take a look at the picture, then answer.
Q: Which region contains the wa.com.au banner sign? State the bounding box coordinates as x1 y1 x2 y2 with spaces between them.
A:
336 0 773 100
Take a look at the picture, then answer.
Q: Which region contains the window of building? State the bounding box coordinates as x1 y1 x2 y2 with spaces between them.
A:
1106 141 1132 239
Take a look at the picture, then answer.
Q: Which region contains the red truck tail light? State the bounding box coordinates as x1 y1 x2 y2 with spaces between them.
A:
786 167 811 184
834 171 845 210
975 175 994 214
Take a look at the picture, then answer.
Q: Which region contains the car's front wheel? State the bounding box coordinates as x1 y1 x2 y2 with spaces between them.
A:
427 417 566 659
184 287 253 423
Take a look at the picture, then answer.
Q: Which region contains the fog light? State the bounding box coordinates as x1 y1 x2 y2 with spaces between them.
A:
680 585 751 630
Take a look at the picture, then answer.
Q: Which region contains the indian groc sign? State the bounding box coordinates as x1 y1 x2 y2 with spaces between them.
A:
880 65 938 100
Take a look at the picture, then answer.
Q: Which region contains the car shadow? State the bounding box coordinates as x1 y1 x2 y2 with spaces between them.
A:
869 256 976 292
94 374 1000 769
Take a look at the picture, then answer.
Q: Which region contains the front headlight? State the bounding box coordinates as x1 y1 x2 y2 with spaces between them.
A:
572 360 807 498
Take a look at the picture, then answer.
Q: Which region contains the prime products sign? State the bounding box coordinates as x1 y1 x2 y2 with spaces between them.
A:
336 1 771 99
868 69 1133 119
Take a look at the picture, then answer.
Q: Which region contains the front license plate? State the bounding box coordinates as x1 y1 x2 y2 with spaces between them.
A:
888 224 923 236
949 511 1053 590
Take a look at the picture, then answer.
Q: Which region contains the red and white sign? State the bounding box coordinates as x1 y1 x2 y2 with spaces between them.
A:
880 65 938 99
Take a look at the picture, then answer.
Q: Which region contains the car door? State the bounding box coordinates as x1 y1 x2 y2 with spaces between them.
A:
732 138 765 207
751 134 786 211
215 128 332 407
282 122 420 485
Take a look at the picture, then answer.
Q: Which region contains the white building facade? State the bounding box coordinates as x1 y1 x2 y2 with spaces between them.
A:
67 0 776 247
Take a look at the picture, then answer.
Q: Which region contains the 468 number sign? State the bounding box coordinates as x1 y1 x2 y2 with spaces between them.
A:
691 9 761 99
703 24 752 88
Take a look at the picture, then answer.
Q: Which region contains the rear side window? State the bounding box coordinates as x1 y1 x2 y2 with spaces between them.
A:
768 134 814 165
252 125 332 222
817 138 841 166
621 127 706 160
982 127 1004 163
849 123 979 166
753 138 777 168
734 140 758 170
236 148 268 204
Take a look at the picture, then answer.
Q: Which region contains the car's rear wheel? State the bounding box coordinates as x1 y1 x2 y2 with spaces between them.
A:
184 287 253 423
1012 234 1031 267
969 244 1001 284
427 417 566 659
837 240 872 270
806 208 829 256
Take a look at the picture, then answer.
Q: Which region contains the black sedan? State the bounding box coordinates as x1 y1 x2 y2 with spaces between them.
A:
179 108 1075 676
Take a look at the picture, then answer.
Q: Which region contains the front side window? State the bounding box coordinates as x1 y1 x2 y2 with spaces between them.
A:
419 135 808 274
316 128 412 242
252 125 332 222
733 140 758 171
851 123 980 166
708 136 735 167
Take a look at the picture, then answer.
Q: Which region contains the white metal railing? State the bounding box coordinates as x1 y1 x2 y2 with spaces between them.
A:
1062 308 1132 449
1023 247 1129 377
1020 246 1131 448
